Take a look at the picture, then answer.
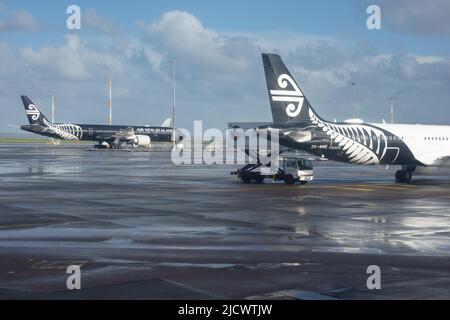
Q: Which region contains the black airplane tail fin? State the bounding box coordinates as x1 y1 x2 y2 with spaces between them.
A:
262 53 321 124
21 96 50 126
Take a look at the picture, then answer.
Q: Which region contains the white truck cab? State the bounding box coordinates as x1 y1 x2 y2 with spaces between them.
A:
281 157 314 184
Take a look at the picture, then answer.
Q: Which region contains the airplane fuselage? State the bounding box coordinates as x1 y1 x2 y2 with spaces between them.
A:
21 123 173 143
268 120 450 167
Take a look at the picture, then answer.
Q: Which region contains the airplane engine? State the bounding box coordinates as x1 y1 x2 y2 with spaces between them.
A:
133 135 151 147
414 166 438 175
287 130 312 143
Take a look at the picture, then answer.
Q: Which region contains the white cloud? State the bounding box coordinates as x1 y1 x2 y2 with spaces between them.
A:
139 11 252 73
19 34 124 80
413 55 444 64
3 9 450 131
0 4 39 32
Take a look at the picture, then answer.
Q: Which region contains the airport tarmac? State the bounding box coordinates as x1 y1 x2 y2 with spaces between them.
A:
0 143 449 300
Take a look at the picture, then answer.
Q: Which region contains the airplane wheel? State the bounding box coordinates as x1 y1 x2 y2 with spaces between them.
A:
395 170 412 183
284 175 295 185
404 171 412 183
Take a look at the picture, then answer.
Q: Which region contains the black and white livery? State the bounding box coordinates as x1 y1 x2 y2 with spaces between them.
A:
20 96 177 148
260 53 450 183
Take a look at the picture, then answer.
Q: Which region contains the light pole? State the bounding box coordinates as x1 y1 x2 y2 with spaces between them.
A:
51 95 55 123
109 76 113 125
350 82 356 119
46 94 58 145
390 97 396 124
47 94 55 123
170 60 176 148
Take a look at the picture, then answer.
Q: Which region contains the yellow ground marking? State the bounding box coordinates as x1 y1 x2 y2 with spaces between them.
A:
325 186 375 192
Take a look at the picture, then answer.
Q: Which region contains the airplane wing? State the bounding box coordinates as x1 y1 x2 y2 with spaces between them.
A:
161 118 171 127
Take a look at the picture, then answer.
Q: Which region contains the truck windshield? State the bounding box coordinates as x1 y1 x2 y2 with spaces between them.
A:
285 160 298 169
298 160 313 170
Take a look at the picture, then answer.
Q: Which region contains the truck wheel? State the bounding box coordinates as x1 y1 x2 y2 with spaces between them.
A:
284 175 295 185
255 176 265 184
300 181 309 185
241 174 252 184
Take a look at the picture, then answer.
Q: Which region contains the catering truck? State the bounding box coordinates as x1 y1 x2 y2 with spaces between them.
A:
232 156 314 185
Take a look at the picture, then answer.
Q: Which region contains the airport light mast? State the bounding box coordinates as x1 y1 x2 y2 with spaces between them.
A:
171 60 176 148
350 82 356 119
46 93 56 123
47 94 60 145
390 97 396 124
51 95 55 123
109 77 113 125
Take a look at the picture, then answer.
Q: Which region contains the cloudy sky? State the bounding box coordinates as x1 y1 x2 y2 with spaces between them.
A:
1 0 450 133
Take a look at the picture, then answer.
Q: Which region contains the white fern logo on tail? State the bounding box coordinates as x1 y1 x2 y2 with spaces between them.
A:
309 110 388 165
43 119 83 140
270 74 304 118
26 104 40 121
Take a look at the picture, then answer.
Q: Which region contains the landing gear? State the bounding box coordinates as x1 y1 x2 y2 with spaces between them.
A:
395 170 412 183
395 166 416 183
94 141 111 149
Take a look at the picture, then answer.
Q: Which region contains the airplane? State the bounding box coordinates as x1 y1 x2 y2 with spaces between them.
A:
20 96 177 149
258 53 450 183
